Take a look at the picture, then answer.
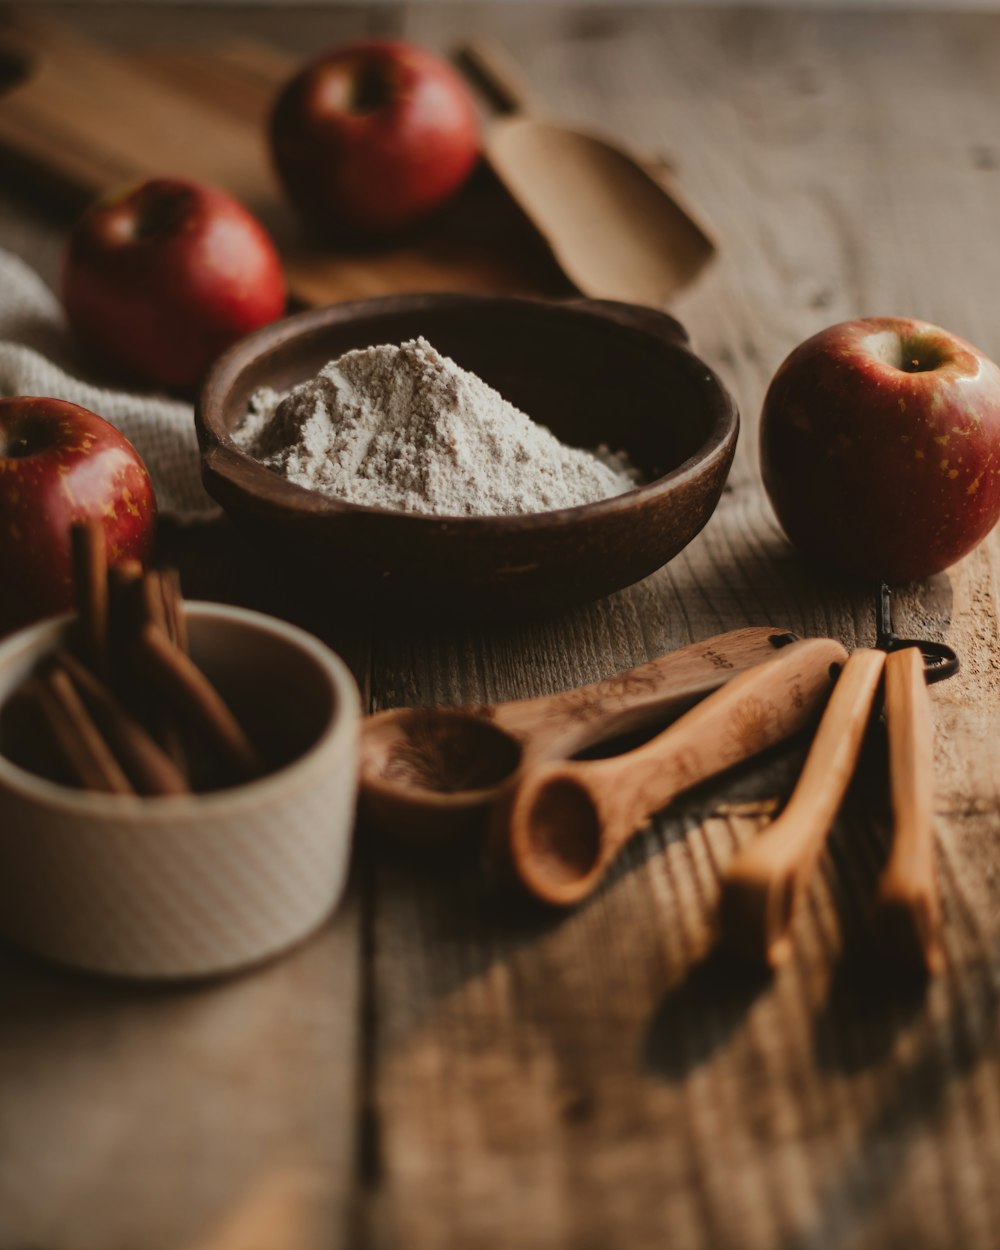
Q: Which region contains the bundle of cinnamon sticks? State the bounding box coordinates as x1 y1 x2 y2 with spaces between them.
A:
3 522 264 796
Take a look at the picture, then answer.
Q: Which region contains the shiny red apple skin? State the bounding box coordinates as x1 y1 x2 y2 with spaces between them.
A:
62 178 286 393
270 39 479 238
0 397 156 634
760 317 1000 584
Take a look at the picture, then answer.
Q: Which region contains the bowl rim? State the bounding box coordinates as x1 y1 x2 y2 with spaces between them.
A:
196 292 739 529
0 602 359 819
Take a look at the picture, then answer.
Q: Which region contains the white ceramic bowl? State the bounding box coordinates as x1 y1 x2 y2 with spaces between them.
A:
0 603 359 980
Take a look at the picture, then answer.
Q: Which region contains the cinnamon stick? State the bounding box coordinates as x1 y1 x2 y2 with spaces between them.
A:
70 520 108 676
108 558 144 596
134 569 190 778
30 669 134 795
106 558 144 697
136 623 264 782
140 569 168 632
54 650 190 797
11 547 264 796
160 567 188 655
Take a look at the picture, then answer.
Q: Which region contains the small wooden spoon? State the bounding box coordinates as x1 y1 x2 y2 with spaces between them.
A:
361 627 797 843
498 636 848 906
456 40 716 305
718 648 887 967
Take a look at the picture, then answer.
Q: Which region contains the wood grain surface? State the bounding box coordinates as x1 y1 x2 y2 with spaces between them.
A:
2 5 1000 1250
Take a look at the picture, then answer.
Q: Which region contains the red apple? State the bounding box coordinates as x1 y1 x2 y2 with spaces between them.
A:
760 317 1000 583
62 178 286 393
0 397 156 634
270 39 479 238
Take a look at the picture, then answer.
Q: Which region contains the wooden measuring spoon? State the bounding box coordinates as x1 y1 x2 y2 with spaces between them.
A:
718 649 886 967
497 636 847 906
361 626 798 843
456 40 716 305
720 586 954 974
874 645 945 975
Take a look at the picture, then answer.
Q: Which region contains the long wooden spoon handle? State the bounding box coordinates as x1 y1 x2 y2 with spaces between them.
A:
718 648 886 966
875 645 944 974
70 519 108 678
600 636 848 840
454 40 541 117
491 626 797 755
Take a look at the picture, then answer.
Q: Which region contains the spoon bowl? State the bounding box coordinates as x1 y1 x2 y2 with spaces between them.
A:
362 708 525 843
513 772 605 892
364 710 523 794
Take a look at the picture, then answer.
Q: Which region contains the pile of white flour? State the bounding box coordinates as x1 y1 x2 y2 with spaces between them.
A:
234 337 637 517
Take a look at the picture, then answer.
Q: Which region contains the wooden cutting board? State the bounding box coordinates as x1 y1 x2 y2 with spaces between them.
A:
0 11 572 306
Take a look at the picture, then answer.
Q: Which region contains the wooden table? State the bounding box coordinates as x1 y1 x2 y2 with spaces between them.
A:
2 5 1000 1249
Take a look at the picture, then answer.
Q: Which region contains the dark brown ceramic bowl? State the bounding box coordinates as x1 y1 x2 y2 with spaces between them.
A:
196 294 738 617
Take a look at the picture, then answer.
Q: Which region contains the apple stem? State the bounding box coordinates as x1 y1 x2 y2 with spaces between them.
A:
133 185 195 241
347 62 393 114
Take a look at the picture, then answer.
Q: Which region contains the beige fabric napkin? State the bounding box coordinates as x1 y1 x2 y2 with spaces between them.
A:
0 247 215 519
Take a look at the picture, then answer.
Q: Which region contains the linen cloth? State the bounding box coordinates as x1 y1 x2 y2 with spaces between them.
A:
0 248 215 518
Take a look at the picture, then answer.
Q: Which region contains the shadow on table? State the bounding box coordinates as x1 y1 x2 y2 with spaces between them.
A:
779 946 1000 1250
644 947 774 1081
358 731 809 1002
641 906 935 1087
812 952 930 1074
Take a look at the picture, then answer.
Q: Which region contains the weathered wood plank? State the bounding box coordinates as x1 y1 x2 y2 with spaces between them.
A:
0 899 361 1250
0 13 373 1250
364 6 1000 1250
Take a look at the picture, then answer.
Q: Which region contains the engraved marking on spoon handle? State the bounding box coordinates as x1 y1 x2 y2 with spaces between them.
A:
493 626 794 760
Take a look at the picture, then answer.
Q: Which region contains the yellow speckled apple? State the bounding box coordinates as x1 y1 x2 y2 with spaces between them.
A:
0 396 156 634
760 317 1000 583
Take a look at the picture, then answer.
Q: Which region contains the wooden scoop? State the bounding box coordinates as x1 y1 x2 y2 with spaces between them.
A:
498 636 848 907
361 626 799 843
456 41 716 305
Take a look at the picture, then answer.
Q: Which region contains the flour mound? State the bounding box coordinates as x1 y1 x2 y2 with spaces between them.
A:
235 337 636 517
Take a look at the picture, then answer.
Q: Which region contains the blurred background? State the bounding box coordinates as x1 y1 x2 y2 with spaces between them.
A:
22 0 1000 9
